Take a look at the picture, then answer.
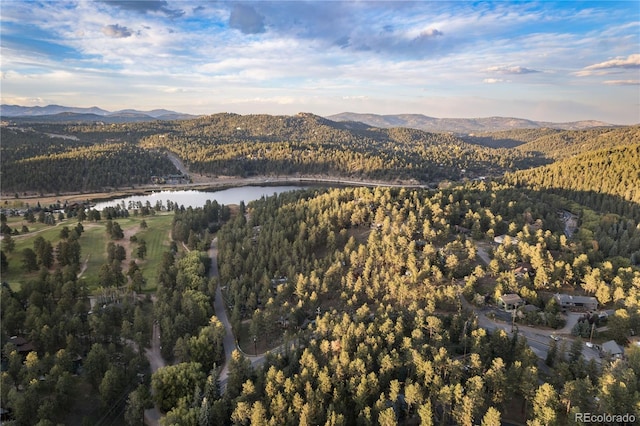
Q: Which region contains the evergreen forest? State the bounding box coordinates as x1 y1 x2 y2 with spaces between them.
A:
0 114 639 425
9 116 639 196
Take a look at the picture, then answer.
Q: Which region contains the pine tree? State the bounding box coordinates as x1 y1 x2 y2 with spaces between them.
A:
481 407 501 426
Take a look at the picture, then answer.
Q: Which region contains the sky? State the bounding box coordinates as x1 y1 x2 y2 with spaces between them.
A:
1 1 639 123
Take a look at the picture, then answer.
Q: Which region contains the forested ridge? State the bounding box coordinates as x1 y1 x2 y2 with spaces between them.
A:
0 127 177 194
515 126 640 159
464 126 640 158
2 115 639 195
135 113 541 181
463 128 564 149
504 143 640 223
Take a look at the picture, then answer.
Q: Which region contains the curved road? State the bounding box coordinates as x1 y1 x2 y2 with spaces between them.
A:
209 237 237 390
208 237 289 392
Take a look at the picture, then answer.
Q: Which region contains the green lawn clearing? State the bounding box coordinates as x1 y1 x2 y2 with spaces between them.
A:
1 214 175 293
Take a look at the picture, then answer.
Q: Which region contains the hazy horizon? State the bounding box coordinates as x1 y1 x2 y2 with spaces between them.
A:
2 103 635 126
2 1 639 124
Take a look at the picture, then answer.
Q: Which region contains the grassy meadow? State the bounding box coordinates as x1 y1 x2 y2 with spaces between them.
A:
2 212 175 293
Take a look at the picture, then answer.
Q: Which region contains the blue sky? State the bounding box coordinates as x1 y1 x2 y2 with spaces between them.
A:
1 1 639 123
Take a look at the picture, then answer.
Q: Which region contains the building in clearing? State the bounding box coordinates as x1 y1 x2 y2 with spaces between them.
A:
499 293 524 311
601 340 624 359
553 293 598 311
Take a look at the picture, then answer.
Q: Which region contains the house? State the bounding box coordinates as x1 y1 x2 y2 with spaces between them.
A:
8 336 35 355
270 277 288 289
499 293 524 311
601 340 624 359
553 294 598 311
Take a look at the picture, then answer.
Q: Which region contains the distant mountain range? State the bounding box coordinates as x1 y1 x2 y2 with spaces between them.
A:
1 104 616 132
327 112 614 134
0 104 198 123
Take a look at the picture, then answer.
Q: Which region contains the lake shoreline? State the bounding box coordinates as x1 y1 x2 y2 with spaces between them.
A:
92 185 313 210
2 175 430 208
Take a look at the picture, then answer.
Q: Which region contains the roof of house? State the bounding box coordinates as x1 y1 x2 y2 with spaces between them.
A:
9 336 27 346
500 294 523 304
16 342 35 353
602 340 624 355
8 336 36 353
554 294 598 305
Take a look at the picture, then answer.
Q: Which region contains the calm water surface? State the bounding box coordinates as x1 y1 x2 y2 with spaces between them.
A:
93 186 308 210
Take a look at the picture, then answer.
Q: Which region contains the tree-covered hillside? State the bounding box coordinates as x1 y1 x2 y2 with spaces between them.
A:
136 113 542 181
0 127 177 194
2 116 638 196
464 126 639 157
2 179 640 424
463 128 562 148
160 184 640 424
505 143 640 210
515 126 640 159
1 114 548 194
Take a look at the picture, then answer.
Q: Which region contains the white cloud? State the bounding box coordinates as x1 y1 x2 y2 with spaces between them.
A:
574 70 610 77
603 79 640 85
584 53 640 70
1 1 639 124
485 65 540 74
576 54 640 76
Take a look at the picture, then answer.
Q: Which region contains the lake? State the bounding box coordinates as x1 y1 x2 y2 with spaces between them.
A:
93 186 309 210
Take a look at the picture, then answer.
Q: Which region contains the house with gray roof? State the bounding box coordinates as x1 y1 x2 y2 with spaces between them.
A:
601 340 624 359
553 293 598 311
499 293 524 312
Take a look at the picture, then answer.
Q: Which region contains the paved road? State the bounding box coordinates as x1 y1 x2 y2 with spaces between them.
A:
145 322 165 373
166 152 190 176
468 242 601 366
461 293 601 366
476 245 492 266
209 237 295 392
209 238 237 391
143 316 166 425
